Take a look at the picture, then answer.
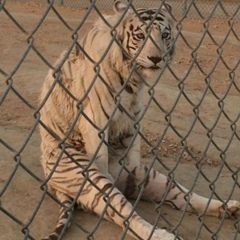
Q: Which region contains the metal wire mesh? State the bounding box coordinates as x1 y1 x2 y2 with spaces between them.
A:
6 0 240 21
0 0 240 240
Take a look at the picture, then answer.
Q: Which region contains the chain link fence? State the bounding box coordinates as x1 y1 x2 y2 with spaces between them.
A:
6 0 240 21
0 0 240 240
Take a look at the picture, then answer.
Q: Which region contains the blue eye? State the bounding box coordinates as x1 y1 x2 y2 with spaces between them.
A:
162 32 169 39
136 33 145 40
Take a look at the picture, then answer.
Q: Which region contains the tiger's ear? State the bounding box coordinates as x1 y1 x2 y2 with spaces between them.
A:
113 0 127 14
162 3 172 13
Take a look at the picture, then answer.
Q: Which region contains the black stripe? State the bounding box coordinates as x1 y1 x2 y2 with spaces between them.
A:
68 60 73 80
115 71 133 94
125 84 133 94
143 166 150 187
75 45 80 56
119 197 128 212
124 167 137 198
137 9 156 15
91 183 113 210
102 182 113 192
60 211 69 220
52 121 65 136
94 175 108 184
141 16 151 21
170 192 182 201
62 199 73 206
61 157 88 164
109 192 122 202
116 71 124 86
55 224 65 236
55 165 80 173
153 169 157 179
46 233 59 240
126 31 136 52
60 69 67 80
51 178 78 184
134 110 140 116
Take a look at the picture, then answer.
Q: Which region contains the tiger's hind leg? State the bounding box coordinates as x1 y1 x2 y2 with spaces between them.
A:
75 168 180 240
47 164 179 240
123 164 240 218
42 191 74 240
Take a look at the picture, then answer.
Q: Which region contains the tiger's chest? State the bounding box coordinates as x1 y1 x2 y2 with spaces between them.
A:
69 68 143 153
68 114 135 156
108 91 142 147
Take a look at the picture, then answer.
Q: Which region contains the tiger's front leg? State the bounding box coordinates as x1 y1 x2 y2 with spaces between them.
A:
79 110 114 182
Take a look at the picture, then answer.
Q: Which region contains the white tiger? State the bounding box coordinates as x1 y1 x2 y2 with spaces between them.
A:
39 1 240 239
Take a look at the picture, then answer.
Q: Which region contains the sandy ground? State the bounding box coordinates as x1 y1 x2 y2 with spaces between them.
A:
0 2 240 240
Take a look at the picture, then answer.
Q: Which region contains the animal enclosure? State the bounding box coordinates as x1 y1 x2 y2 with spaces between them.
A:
0 1 239 240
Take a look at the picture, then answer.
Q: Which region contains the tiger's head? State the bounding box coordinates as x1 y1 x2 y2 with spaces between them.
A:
114 1 175 80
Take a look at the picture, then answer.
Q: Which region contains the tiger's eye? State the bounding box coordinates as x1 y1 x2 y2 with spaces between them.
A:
162 32 169 39
136 33 145 40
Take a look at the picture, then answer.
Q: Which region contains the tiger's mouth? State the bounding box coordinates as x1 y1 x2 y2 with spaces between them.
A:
142 65 161 72
136 63 161 72
148 65 160 70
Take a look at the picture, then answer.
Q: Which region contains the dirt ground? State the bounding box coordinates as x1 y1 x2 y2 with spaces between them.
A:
0 2 240 240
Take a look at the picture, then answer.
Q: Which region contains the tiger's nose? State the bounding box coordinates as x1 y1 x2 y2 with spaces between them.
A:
148 56 162 64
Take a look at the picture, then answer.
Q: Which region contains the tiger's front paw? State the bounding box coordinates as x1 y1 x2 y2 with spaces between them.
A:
220 200 240 218
151 229 184 240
